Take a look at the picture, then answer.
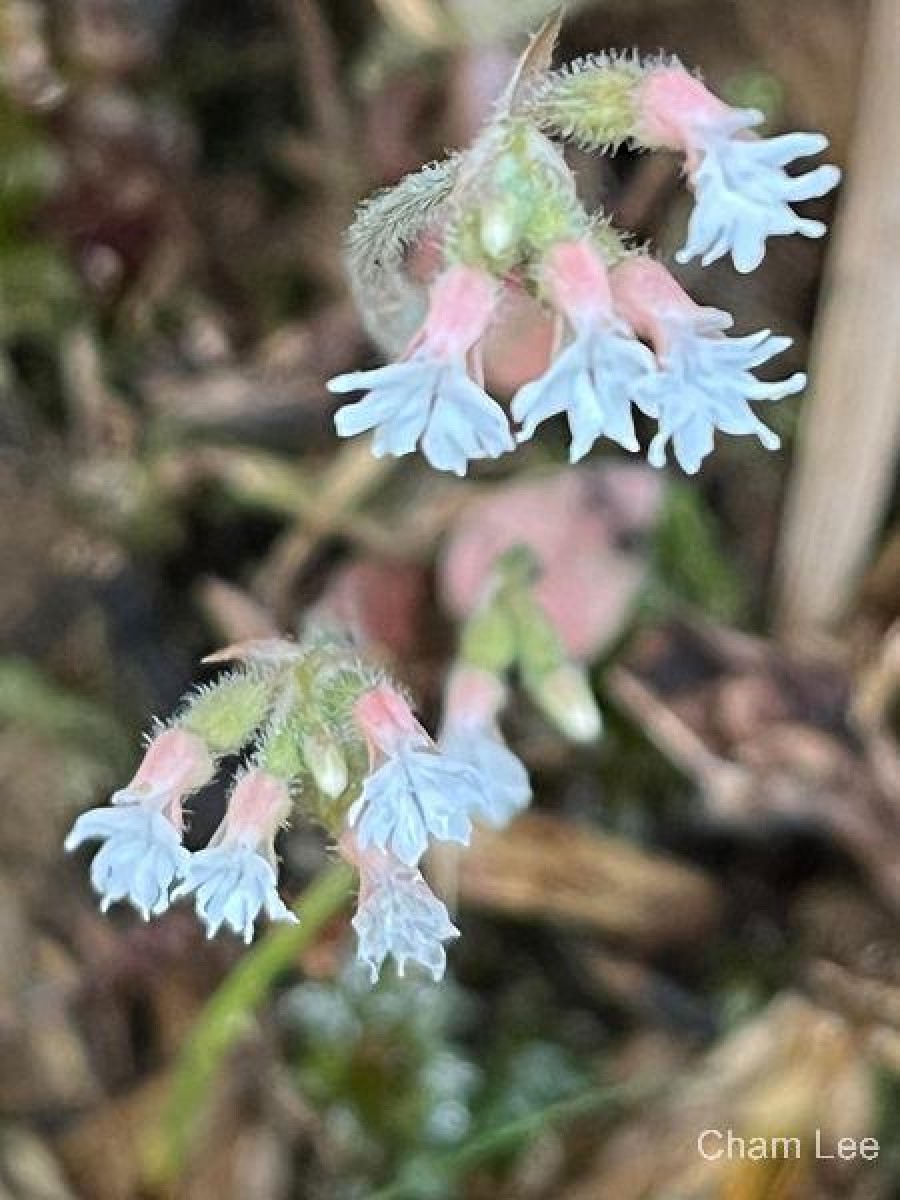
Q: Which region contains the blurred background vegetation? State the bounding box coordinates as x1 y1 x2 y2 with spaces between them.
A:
0 1 897 1197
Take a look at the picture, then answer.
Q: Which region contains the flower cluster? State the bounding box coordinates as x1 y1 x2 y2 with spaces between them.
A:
332 54 838 476
65 634 529 980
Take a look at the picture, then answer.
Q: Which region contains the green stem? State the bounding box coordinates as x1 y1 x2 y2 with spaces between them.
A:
144 861 354 1183
370 1076 665 1200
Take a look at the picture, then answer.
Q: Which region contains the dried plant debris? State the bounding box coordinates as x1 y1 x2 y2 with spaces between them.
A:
0 3 893 1199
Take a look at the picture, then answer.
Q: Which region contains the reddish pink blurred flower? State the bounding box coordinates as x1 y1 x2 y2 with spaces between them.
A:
440 468 662 661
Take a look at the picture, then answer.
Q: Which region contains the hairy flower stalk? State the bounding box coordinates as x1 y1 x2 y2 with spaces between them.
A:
65 634 513 982
335 30 838 474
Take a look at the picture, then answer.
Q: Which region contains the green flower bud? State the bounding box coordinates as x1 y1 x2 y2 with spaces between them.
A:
302 730 349 799
179 671 271 755
447 120 586 272
521 55 643 152
525 662 603 743
508 590 566 680
256 719 306 781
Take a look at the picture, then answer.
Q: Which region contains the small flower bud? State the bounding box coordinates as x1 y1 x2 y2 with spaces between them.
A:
528 662 602 743
459 601 518 673
479 200 520 260
302 731 349 799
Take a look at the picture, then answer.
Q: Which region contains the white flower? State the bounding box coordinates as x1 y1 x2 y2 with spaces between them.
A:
677 110 841 273
639 320 805 474
172 768 295 943
512 322 658 461
65 798 190 920
65 727 214 921
330 360 513 476
439 727 530 828
173 845 297 943
329 264 513 476
352 851 459 983
347 747 484 867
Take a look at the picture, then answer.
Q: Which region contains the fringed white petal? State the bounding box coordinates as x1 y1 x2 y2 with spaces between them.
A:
439 727 531 828
173 845 297 943
677 114 840 273
512 322 657 461
330 359 513 476
65 806 188 920
352 852 459 983
347 747 485 867
640 318 805 473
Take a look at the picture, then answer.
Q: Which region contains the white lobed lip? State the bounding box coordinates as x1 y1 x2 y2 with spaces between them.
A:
678 118 841 273
512 320 657 462
347 746 484 867
639 321 805 474
172 844 298 944
438 725 531 829
65 805 190 921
